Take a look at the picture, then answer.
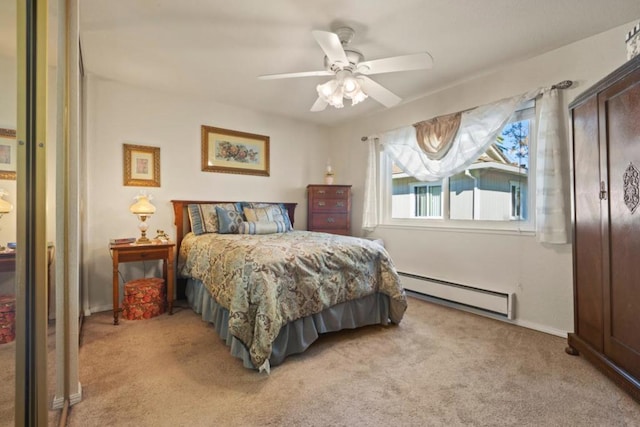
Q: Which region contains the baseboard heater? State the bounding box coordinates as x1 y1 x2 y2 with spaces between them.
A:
399 272 514 320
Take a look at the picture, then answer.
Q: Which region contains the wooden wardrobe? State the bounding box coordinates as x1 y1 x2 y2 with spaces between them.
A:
567 53 640 402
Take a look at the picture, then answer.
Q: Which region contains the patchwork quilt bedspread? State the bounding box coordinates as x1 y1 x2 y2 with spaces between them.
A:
179 230 407 368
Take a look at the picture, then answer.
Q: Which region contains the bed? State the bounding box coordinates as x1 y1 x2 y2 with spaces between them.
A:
171 199 407 372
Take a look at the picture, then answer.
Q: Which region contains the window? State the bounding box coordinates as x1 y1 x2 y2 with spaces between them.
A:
385 101 535 229
510 180 523 219
411 182 443 218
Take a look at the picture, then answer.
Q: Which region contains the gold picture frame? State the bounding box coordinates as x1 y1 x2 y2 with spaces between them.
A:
123 143 160 187
0 128 17 180
201 125 270 177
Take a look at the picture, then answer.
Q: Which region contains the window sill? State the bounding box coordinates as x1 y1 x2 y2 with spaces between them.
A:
377 220 536 236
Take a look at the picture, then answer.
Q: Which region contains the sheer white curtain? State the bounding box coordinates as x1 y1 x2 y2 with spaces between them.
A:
362 87 570 244
535 88 569 244
381 89 542 181
362 137 379 231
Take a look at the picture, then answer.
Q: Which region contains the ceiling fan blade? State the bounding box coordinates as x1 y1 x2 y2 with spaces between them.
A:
359 76 402 108
310 97 328 112
358 53 434 75
258 70 334 80
312 30 349 66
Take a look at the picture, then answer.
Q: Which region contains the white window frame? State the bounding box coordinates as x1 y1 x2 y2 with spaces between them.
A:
509 180 523 220
379 101 537 234
409 182 444 219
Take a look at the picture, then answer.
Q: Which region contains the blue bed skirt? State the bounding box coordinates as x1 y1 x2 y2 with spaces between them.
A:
186 278 391 370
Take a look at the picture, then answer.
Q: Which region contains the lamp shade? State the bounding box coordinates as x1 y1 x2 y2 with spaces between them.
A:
0 190 12 214
129 195 156 215
0 198 12 214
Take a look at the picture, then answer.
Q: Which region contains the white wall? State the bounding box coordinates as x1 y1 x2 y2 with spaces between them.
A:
327 22 635 335
84 76 330 312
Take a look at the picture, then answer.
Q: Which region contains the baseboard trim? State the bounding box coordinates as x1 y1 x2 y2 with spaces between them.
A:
87 304 112 315
51 382 82 409
511 319 567 338
52 396 65 410
407 291 568 338
70 383 83 406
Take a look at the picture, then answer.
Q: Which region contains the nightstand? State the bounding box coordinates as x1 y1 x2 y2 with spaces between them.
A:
109 241 175 325
0 244 55 318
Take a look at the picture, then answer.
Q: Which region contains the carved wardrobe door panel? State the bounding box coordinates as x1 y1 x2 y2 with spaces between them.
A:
572 96 604 352
599 65 640 380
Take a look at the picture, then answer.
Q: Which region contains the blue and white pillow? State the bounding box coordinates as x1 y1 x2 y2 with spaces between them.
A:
240 202 293 231
238 220 289 235
187 203 241 235
215 206 244 234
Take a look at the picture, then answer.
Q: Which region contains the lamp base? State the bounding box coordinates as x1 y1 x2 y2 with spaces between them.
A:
135 236 151 245
136 216 151 244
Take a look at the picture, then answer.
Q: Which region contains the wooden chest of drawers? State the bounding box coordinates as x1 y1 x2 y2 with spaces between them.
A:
307 185 352 235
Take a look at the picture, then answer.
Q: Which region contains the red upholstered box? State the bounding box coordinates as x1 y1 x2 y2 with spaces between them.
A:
122 278 166 320
0 295 16 344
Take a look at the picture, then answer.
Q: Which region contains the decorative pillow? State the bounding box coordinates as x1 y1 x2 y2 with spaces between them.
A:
241 202 293 231
238 221 288 235
187 203 241 235
215 206 244 234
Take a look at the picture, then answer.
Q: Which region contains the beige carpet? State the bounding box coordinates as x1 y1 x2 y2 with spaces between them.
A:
67 297 639 426
0 322 61 427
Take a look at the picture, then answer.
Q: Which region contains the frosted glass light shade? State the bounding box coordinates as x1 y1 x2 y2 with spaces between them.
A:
316 74 367 109
0 198 12 214
129 195 156 215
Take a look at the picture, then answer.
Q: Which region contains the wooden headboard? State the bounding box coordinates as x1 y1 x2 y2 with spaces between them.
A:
170 200 297 255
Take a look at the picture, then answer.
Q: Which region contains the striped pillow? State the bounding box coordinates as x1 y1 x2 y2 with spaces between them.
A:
238 221 288 235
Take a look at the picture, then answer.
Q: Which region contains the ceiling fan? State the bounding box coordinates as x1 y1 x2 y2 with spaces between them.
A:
258 27 433 112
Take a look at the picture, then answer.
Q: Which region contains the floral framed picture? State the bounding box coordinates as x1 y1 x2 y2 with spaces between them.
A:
201 125 270 177
123 143 160 187
0 128 17 180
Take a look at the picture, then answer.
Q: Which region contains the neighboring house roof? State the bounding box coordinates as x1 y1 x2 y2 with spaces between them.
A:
477 144 511 164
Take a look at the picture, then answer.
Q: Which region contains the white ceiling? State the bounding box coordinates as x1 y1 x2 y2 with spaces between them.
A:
3 1 640 127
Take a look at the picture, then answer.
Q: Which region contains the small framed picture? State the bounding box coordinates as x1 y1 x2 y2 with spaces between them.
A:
201 125 270 177
123 143 160 187
0 128 17 181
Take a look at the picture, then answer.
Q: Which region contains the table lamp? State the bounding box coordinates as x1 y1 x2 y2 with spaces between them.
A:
129 193 156 244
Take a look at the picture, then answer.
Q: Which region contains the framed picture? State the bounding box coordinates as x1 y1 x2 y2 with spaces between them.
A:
201 125 270 177
123 143 160 187
0 128 16 180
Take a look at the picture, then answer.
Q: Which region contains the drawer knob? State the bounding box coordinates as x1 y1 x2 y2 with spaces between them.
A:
335 201 344 207
327 217 335 223
318 190 326 194
336 190 344 195
318 201 326 206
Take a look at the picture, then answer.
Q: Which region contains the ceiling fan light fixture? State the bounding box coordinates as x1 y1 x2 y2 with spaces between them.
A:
317 79 337 98
328 85 345 108
317 79 345 108
342 75 359 95
342 75 367 105
349 86 368 106
317 73 367 109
